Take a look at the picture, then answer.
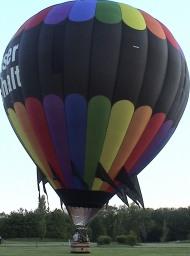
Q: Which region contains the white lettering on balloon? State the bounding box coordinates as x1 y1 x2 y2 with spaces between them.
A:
0 44 22 99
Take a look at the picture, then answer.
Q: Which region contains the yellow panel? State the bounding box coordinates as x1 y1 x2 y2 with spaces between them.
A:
92 178 103 191
119 3 146 30
100 106 152 191
92 100 134 190
8 107 59 190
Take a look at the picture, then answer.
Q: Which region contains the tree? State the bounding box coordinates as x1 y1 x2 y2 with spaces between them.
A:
127 203 142 238
148 208 164 242
113 206 129 239
46 209 74 240
139 208 154 243
160 220 169 242
36 195 47 240
7 209 28 238
98 205 118 239
126 230 137 247
90 214 107 241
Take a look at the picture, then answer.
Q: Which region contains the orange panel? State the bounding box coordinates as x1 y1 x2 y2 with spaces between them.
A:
100 106 152 191
14 102 63 189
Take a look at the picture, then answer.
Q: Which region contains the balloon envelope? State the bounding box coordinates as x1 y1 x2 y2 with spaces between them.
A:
0 0 189 226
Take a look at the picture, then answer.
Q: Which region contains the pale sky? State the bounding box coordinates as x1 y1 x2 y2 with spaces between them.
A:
0 0 190 214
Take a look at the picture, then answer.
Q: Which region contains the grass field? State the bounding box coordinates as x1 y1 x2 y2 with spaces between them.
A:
0 240 190 256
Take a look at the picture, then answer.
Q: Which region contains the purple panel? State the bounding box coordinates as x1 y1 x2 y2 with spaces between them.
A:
69 0 97 22
129 121 173 176
110 125 176 197
136 127 175 176
44 2 75 24
65 94 87 189
43 94 74 188
179 45 186 59
111 125 176 197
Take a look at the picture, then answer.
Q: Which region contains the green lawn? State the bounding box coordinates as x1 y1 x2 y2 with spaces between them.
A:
0 241 190 256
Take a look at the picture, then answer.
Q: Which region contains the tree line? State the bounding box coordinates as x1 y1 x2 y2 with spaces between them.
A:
0 196 190 242
91 203 190 243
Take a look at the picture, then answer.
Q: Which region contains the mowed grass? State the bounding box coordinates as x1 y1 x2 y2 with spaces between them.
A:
0 241 190 256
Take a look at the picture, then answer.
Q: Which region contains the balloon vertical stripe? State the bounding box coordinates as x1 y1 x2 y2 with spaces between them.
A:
43 95 74 189
139 11 166 39
25 7 54 30
8 107 62 190
120 4 146 30
69 0 97 22
129 120 173 176
135 128 176 176
44 2 74 24
92 100 134 190
84 96 111 188
25 97 66 186
65 94 87 189
124 113 166 172
95 1 121 24
100 106 152 191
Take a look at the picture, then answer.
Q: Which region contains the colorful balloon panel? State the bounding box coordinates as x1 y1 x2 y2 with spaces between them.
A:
0 0 189 226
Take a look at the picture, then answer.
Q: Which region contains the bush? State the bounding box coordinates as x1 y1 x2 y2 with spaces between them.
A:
126 231 137 247
116 235 127 244
187 233 190 241
97 235 112 245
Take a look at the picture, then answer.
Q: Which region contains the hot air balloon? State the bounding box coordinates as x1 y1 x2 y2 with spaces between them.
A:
0 0 189 250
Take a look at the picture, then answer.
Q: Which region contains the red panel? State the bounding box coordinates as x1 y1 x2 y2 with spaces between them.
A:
107 181 119 193
124 113 166 172
25 6 54 30
13 22 26 39
26 97 66 187
159 22 179 50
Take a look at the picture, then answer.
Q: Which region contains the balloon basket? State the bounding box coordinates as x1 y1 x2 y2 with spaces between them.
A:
70 241 90 253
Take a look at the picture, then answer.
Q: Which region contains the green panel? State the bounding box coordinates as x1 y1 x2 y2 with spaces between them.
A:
92 100 134 190
84 96 111 188
95 1 121 24
99 100 134 172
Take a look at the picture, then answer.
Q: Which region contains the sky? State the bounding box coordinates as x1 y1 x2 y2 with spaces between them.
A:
0 0 190 214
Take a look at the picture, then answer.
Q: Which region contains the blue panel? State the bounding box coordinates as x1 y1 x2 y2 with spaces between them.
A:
65 94 87 189
69 0 97 22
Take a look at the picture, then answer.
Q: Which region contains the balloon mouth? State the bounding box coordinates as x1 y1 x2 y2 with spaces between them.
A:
56 189 113 208
56 189 113 226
